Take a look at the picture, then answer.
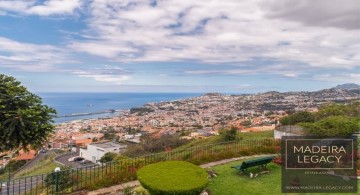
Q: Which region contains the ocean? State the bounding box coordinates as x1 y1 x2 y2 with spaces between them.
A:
38 93 202 124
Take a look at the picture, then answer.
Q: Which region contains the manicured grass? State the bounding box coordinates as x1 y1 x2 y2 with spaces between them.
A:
206 159 359 195
137 161 208 195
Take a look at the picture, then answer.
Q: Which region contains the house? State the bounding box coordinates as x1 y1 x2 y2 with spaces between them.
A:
73 138 93 146
49 140 70 149
190 129 213 139
274 125 305 139
79 142 127 163
16 149 37 161
122 133 142 144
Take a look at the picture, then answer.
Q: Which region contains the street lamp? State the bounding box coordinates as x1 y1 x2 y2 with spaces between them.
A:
54 167 61 192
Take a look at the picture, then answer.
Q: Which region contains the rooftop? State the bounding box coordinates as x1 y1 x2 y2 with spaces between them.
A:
91 142 127 149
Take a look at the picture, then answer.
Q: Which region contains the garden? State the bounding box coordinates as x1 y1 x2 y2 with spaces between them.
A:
205 160 360 195
131 158 360 195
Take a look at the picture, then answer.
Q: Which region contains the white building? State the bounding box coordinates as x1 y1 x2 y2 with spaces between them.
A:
79 142 127 163
274 125 304 139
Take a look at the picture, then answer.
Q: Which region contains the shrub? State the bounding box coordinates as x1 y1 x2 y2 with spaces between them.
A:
299 116 360 136
280 111 314 125
132 186 150 195
45 168 73 190
137 161 208 195
219 126 238 141
100 152 117 163
0 160 26 174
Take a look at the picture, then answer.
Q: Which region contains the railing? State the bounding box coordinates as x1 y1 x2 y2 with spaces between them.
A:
0 138 279 195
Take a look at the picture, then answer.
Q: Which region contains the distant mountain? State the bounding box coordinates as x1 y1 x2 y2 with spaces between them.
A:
332 83 360 90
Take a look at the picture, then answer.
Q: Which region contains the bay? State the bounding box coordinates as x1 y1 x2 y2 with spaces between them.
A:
38 92 202 123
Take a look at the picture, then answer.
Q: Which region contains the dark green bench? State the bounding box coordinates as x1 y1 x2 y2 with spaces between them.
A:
231 156 275 173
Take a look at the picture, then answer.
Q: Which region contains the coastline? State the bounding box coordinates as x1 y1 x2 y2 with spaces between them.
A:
40 92 203 124
54 109 129 125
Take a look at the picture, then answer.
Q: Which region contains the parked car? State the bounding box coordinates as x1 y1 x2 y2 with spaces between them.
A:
73 157 85 162
80 160 92 164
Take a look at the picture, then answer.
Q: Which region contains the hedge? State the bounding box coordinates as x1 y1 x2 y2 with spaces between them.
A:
137 161 208 195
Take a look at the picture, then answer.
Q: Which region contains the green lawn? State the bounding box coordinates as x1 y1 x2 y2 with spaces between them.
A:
206 160 359 195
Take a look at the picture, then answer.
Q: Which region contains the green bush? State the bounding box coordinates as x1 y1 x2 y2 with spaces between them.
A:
280 111 314 125
132 186 150 195
0 160 26 174
137 161 208 195
45 168 74 190
100 152 117 163
299 116 360 136
219 126 238 141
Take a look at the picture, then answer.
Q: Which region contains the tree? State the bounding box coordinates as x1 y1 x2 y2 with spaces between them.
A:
141 134 187 153
99 152 117 163
300 116 360 136
45 168 73 190
219 126 238 141
315 103 360 120
92 137 98 142
0 74 56 152
280 111 314 125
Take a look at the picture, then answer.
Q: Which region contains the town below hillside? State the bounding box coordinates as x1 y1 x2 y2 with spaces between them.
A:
50 86 360 148
1 85 359 182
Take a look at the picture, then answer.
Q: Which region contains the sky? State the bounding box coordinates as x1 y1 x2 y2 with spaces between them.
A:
0 0 359 93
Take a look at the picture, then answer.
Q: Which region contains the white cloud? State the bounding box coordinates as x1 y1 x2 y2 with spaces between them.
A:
68 0 359 80
78 74 130 84
313 73 360 83
263 0 359 30
0 0 82 16
1 0 359 85
72 67 132 84
27 0 82 16
69 41 138 58
0 37 72 71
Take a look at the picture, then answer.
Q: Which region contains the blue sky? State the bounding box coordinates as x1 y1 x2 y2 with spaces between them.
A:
0 0 359 93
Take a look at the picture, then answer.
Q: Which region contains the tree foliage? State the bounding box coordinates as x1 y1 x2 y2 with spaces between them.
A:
142 134 187 153
44 168 73 189
0 74 56 152
124 134 188 157
280 111 314 125
281 102 360 136
299 116 360 136
315 102 360 120
0 160 26 174
219 126 238 141
99 152 117 163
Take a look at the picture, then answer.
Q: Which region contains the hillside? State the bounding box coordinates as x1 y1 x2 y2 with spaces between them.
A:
332 83 360 90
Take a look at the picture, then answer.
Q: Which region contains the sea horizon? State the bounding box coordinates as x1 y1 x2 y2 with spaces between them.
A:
38 92 204 124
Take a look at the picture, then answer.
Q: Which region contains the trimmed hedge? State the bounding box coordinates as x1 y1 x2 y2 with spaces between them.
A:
137 161 208 195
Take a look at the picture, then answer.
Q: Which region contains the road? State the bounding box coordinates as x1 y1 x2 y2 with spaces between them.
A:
55 151 96 168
